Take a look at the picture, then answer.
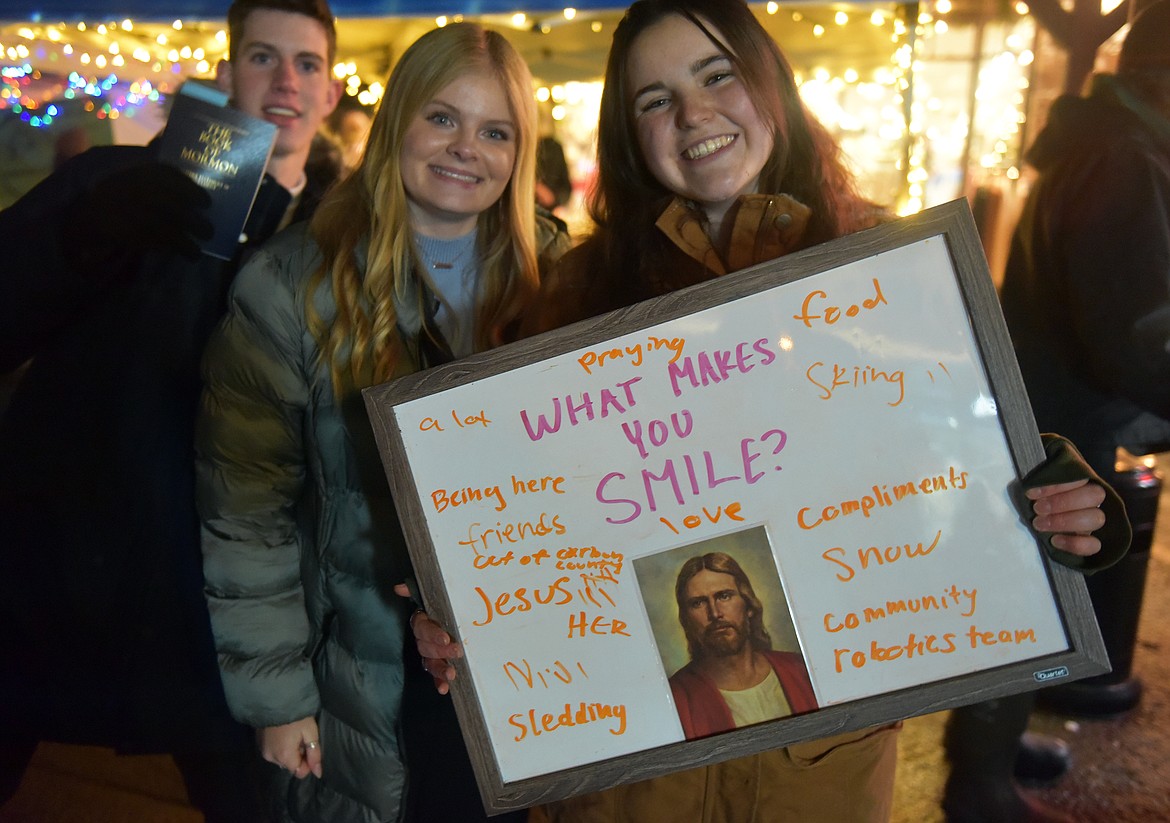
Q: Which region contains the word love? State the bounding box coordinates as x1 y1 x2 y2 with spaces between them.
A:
660 500 744 534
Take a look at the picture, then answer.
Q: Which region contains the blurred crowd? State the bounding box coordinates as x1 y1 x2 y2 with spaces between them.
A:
2 2 1167 823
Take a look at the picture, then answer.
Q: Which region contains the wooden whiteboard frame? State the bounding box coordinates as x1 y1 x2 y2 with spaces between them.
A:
362 199 1108 815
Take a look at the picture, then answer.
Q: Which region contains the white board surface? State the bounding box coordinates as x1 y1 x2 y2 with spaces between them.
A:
389 233 1068 783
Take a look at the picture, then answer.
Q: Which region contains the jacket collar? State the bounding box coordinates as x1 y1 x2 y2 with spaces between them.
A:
654 193 813 275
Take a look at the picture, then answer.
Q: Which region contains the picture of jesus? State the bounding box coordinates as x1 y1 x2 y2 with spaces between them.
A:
634 527 818 742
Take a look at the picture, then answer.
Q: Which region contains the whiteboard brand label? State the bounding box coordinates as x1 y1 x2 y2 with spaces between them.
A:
1033 666 1069 682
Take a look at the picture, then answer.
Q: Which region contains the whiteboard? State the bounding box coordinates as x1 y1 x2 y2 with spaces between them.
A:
363 200 1108 814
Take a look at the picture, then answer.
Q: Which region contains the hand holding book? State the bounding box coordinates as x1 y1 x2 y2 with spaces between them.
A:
157 83 278 259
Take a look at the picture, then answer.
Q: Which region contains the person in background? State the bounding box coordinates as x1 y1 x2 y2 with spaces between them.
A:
51 125 93 170
0 2 342 820
947 4 1170 822
536 133 572 212
410 2 1129 821
195 21 569 822
327 99 374 175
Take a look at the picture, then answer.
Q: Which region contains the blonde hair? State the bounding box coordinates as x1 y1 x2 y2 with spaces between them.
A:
307 22 539 395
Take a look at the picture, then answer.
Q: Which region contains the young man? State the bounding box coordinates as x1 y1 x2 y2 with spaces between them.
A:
0 3 341 821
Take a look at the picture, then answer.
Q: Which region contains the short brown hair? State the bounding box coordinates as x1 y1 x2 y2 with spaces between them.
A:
227 0 337 64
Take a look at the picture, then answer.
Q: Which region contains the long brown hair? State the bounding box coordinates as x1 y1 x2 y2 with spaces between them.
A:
306 22 539 396
585 0 876 303
675 552 772 660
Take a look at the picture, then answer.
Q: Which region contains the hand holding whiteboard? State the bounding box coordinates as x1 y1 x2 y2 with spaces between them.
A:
363 200 1108 815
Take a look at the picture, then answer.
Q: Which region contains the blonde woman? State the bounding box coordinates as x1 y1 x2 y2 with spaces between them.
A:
195 22 569 822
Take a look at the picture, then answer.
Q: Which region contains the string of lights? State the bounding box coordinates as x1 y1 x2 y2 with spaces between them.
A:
0 2 1042 216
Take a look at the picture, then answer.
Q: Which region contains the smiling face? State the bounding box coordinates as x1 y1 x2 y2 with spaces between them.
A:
627 13 774 228
216 8 341 188
682 568 753 659
400 71 518 238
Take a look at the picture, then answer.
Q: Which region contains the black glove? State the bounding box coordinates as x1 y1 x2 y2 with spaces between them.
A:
1026 434 1132 573
68 161 214 262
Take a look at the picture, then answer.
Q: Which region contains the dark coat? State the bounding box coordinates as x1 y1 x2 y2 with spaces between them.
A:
999 74 1170 475
0 142 338 753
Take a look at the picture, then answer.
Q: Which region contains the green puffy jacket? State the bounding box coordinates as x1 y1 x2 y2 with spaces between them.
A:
196 217 570 821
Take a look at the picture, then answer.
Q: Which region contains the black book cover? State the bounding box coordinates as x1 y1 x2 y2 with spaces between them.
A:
157 86 277 259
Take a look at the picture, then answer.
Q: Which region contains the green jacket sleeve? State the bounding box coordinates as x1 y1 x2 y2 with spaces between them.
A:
195 246 320 727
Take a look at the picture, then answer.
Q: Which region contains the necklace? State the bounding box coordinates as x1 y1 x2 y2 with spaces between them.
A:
417 230 477 271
